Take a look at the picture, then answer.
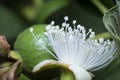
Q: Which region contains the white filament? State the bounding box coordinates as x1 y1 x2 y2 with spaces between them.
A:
44 16 117 71
29 27 57 59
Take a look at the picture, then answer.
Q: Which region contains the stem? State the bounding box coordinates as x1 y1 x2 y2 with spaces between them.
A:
60 69 75 80
7 61 20 80
91 0 108 14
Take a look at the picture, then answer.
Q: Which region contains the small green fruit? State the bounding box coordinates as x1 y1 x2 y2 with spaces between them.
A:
14 25 55 72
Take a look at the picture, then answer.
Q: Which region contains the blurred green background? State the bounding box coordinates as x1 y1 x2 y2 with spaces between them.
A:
0 0 118 80
0 0 115 48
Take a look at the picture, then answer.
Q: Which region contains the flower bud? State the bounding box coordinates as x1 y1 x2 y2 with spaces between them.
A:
0 35 10 56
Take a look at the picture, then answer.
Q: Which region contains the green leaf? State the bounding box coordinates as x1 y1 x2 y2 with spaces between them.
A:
22 0 69 23
37 0 69 23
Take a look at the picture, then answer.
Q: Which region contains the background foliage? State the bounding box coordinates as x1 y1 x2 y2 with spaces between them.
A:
0 0 114 46
0 0 118 80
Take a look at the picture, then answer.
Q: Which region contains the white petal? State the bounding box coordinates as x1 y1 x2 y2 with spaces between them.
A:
33 60 92 80
33 60 58 72
33 60 69 73
69 65 92 80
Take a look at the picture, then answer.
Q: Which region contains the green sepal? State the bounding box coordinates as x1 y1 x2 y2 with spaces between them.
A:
95 32 111 40
14 25 55 73
8 51 22 61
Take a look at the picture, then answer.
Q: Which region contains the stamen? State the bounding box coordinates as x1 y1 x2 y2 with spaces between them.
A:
44 32 48 36
107 39 111 45
91 32 95 36
89 32 95 38
99 38 104 43
29 27 57 59
77 25 81 29
68 27 72 32
89 29 92 32
51 21 55 25
30 27 33 32
62 23 66 27
56 25 60 30
79 26 85 32
73 20 77 24
66 24 70 27
73 20 76 29
44 16 117 74
65 24 69 32
46 25 51 31
64 16 69 21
